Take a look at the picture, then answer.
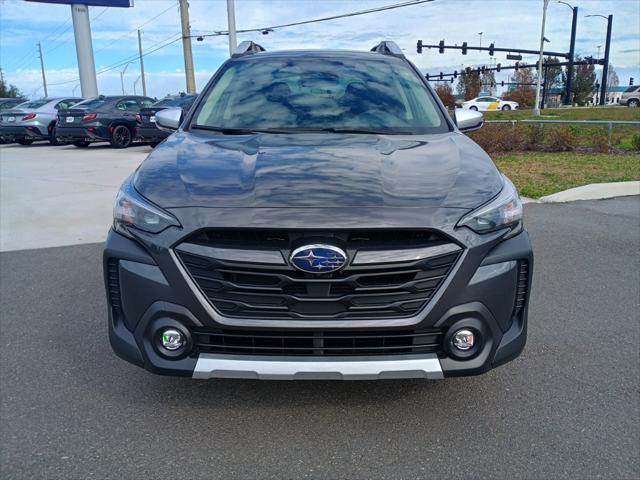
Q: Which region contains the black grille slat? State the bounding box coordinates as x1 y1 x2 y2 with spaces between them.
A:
177 229 460 321
192 329 444 356
513 261 529 317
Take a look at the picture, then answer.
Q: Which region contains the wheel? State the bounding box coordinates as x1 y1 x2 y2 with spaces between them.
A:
628 99 639 108
17 138 33 145
501 104 512 111
110 125 133 148
73 141 90 148
49 124 62 145
469 105 478 111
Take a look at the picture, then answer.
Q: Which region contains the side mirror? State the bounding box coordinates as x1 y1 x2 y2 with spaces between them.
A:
155 107 183 132
454 108 484 133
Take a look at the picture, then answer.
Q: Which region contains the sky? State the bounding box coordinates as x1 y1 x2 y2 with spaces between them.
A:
1 0 639 99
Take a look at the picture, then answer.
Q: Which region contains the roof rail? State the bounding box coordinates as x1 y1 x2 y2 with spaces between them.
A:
233 41 266 57
370 41 404 58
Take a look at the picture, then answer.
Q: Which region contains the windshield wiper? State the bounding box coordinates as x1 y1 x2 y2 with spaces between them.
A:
317 127 414 135
191 125 256 135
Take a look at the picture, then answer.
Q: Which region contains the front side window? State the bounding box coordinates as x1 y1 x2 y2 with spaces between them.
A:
192 56 449 134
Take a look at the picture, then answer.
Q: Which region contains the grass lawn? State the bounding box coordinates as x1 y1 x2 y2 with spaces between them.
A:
494 152 640 199
484 106 640 121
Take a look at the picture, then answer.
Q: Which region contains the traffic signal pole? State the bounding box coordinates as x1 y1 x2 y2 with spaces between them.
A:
599 15 612 106
564 6 578 105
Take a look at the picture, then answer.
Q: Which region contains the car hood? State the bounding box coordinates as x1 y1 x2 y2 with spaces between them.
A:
134 130 503 209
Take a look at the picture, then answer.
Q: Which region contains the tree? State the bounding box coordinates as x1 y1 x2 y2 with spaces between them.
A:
456 70 481 100
502 67 535 107
434 82 456 108
543 56 562 90
0 74 23 98
481 69 496 95
571 57 596 105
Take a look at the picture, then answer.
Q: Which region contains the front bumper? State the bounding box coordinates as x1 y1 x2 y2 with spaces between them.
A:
104 218 534 379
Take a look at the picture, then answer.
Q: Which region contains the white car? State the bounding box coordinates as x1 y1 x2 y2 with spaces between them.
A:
462 96 519 111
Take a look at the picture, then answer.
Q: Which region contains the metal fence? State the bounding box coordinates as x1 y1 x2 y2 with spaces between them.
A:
485 119 640 148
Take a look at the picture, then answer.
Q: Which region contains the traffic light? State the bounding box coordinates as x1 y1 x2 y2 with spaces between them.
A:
515 62 520 71
489 43 495 56
496 63 501 72
438 40 445 54
501 81 505 87
453 70 458 78
450 78 454 84
439 72 443 79
481 66 486 73
425 73 430 80
461 42 468 55
631 78 635 86
417 40 423 54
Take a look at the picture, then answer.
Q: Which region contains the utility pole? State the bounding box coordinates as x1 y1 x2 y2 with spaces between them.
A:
37 42 48 97
137 30 147 97
478 32 483 48
600 15 612 106
179 0 196 94
227 0 237 56
533 0 550 116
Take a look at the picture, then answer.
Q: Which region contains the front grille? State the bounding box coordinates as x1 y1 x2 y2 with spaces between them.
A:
106 259 122 315
513 261 529 317
176 229 461 321
191 328 444 356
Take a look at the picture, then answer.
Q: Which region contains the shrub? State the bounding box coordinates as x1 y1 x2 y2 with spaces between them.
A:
523 125 545 150
434 82 456 108
547 126 577 151
590 130 610 153
631 133 640 151
468 124 525 153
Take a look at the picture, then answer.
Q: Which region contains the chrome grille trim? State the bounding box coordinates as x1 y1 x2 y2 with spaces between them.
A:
176 242 285 264
352 243 461 265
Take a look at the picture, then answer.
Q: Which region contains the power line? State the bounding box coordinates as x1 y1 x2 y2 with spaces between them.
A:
94 1 177 55
194 0 435 37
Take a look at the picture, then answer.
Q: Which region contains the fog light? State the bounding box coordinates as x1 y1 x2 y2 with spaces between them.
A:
452 329 475 351
161 329 184 351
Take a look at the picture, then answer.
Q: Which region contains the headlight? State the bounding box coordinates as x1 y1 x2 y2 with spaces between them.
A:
457 175 523 237
113 180 180 234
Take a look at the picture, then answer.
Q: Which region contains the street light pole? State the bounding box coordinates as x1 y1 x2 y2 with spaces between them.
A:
478 31 483 48
137 30 147 97
533 0 550 116
120 62 132 95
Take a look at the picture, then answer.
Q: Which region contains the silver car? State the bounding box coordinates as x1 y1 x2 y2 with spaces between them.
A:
620 86 639 107
0 97 83 145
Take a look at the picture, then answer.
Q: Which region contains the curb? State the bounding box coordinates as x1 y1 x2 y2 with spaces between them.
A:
521 181 640 204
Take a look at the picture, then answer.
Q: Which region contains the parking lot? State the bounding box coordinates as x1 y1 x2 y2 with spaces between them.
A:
1 144 639 479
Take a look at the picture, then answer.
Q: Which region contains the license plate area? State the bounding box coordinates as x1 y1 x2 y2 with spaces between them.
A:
66 116 74 123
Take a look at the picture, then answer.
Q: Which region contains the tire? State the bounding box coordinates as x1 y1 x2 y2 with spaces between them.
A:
17 138 33 145
49 124 62 145
73 141 90 148
110 125 133 148
501 104 512 111
628 99 639 108
469 106 478 111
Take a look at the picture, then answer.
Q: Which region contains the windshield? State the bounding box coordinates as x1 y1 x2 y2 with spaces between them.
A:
154 96 195 107
192 56 449 134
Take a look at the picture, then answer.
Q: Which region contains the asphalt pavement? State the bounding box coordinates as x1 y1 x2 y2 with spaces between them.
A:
1 197 639 480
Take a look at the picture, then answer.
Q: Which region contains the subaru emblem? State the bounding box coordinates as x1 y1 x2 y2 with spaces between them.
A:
290 244 348 274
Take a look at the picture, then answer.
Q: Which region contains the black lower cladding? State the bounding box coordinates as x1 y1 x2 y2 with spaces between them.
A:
191 328 444 356
175 229 461 321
